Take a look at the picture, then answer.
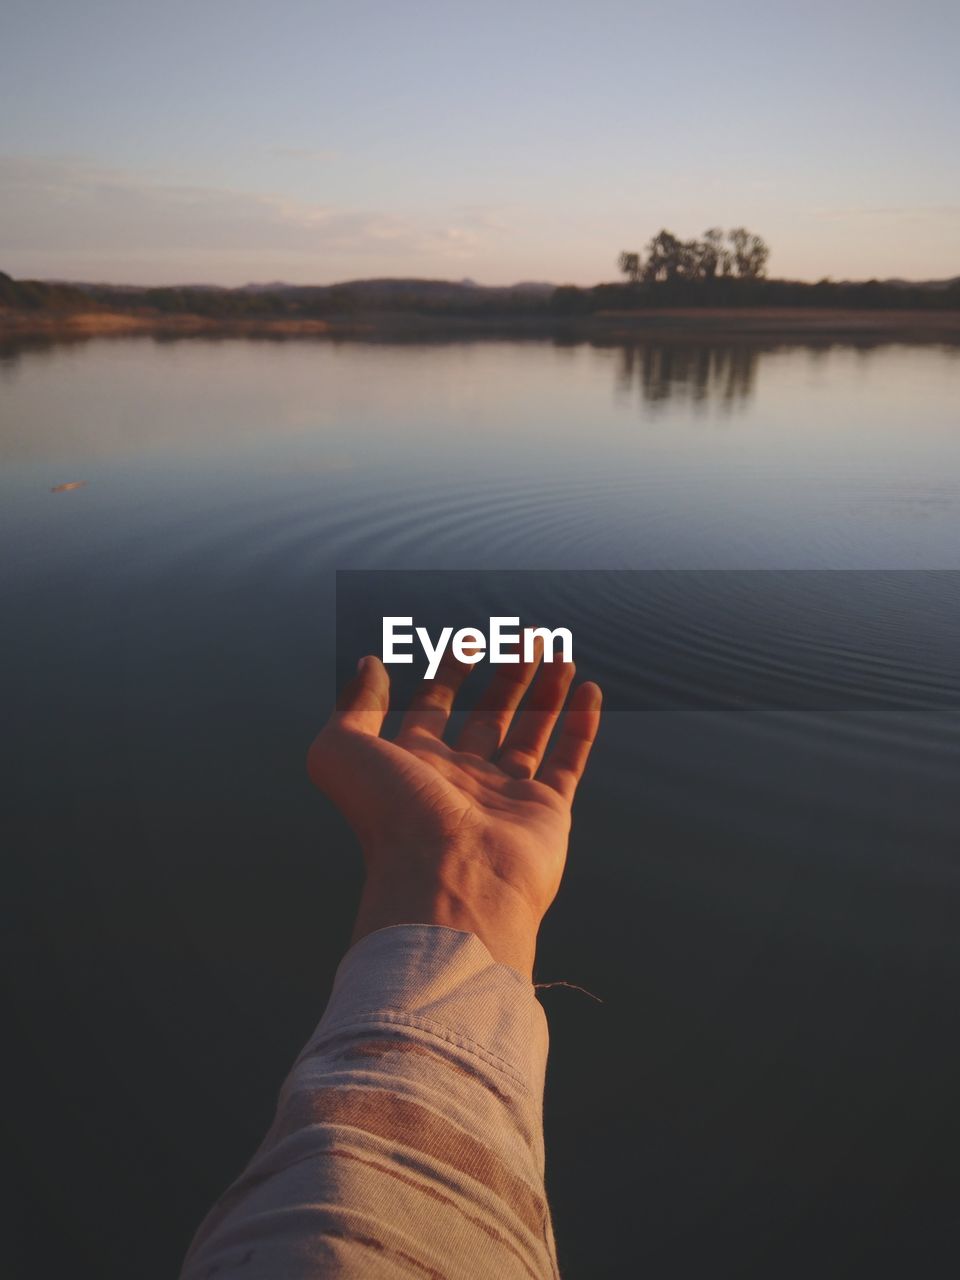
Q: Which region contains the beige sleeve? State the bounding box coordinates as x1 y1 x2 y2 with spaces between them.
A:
181 925 559 1280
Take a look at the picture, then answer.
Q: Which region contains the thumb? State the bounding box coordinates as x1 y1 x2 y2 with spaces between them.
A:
307 655 390 820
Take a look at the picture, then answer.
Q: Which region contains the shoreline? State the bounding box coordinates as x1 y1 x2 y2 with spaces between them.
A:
3 306 960 343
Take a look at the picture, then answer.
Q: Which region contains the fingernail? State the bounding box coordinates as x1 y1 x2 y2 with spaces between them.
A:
356 655 369 675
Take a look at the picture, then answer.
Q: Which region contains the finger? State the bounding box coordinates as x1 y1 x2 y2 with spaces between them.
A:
330 654 390 736
537 681 602 802
456 638 543 759
496 659 576 779
396 652 472 741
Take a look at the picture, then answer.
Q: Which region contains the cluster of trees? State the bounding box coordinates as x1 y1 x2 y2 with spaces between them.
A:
47 278 554 321
0 270 94 312
551 274 960 314
618 228 770 284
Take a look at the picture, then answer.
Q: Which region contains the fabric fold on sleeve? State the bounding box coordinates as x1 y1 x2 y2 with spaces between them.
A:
181 924 558 1280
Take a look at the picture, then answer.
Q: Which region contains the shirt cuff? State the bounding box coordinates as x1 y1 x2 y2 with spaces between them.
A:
310 924 550 1099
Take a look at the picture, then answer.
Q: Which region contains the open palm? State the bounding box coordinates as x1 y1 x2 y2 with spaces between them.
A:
308 649 601 976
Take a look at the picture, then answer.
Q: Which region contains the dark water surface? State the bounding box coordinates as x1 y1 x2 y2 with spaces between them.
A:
2 335 959 1278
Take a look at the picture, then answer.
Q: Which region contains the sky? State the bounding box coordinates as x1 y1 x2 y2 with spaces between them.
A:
1 0 958 286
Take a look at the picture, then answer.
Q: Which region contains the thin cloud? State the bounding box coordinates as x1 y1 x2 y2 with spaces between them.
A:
0 154 500 280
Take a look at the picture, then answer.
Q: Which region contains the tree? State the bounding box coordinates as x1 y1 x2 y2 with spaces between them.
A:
643 229 685 282
728 227 769 279
700 227 727 279
617 226 771 286
745 232 770 278
617 251 643 284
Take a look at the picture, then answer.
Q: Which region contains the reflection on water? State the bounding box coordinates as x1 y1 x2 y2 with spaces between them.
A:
5 333 958 571
2 334 960 1279
615 340 759 407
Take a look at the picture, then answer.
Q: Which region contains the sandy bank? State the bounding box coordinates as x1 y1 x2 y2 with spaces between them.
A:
2 306 959 343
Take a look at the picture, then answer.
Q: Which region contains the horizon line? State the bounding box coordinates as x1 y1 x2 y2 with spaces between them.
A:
21 270 960 291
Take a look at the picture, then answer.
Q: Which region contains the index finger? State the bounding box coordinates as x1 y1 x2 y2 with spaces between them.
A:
396 652 473 742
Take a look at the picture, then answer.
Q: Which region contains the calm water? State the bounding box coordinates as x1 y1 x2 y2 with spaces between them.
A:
2 335 959 1278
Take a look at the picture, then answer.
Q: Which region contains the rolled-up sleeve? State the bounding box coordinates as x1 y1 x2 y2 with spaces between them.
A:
181 925 558 1280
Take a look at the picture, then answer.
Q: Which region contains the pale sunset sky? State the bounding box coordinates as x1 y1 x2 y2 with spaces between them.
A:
2 0 957 286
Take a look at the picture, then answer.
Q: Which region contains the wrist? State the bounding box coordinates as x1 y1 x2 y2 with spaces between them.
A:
351 861 540 979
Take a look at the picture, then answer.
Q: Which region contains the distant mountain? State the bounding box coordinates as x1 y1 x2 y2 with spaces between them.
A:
38 279 233 293
239 281 294 293
8 274 564 323
234 277 556 296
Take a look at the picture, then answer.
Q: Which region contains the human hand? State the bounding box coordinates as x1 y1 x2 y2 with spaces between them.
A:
307 647 601 978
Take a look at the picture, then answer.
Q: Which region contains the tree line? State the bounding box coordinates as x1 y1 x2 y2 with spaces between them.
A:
3 262 960 328
618 228 770 284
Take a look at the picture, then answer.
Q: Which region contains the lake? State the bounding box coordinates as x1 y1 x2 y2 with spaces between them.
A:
2 334 959 1278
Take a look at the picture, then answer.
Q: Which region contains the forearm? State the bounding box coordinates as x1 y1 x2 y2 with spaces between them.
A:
181 926 558 1280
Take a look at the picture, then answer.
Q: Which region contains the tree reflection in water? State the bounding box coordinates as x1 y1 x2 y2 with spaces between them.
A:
612 341 760 409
